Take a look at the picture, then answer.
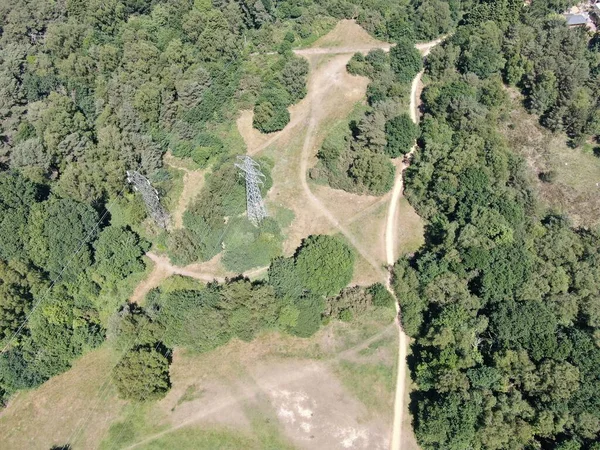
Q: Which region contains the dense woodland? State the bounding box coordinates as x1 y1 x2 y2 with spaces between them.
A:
393 1 600 449
1 0 600 449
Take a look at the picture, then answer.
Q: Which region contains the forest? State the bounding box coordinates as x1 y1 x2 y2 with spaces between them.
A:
393 1 600 449
1 0 600 449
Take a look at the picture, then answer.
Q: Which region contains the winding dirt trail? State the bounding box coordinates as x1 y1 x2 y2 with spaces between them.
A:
129 24 443 448
386 40 441 450
130 253 268 303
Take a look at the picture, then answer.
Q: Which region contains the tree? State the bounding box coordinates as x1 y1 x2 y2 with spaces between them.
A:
290 294 324 337
349 151 395 195
389 38 423 83
0 172 43 261
414 0 453 41
253 99 290 133
295 235 355 297
280 56 309 103
385 113 419 157
26 197 99 280
113 346 170 402
93 226 148 282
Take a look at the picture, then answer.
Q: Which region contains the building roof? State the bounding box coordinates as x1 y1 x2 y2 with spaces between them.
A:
565 13 590 26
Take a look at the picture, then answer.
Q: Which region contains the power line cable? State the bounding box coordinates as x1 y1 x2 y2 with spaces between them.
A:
0 179 133 355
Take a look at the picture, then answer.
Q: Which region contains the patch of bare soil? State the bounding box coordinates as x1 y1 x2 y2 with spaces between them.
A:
130 256 172 303
251 360 389 450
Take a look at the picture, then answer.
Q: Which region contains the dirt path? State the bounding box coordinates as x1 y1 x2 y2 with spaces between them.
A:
387 40 441 450
163 152 207 229
130 253 268 303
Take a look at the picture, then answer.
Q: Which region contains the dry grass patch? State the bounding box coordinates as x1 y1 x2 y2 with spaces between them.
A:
0 347 125 450
310 19 389 50
501 95 600 227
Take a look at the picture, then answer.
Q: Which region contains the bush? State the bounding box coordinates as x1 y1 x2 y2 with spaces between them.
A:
539 170 557 183
385 114 418 157
291 294 325 337
253 100 290 133
253 85 292 133
369 283 395 308
113 346 171 402
295 235 355 297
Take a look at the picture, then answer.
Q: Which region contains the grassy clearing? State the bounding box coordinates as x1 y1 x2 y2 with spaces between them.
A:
501 95 600 227
0 307 395 449
0 347 124 450
396 198 425 255
334 360 395 418
132 408 297 450
99 404 169 450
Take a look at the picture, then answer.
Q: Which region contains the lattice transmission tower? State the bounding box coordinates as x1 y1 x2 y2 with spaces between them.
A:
126 170 170 229
235 156 268 225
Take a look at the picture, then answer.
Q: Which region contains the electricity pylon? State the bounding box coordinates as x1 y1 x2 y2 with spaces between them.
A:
126 170 170 229
235 156 268 225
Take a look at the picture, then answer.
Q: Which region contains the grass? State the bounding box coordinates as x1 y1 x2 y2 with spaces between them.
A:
159 275 206 293
0 346 125 450
500 94 600 227
173 384 205 411
133 418 296 450
100 404 169 450
334 360 395 417
358 336 391 357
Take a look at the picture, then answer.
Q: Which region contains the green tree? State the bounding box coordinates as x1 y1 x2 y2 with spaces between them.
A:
349 151 395 195
280 56 309 103
93 226 148 282
385 113 419 157
0 172 42 261
389 38 423 83
27 197 99 280
295 235 355 297
113 346 171 402
414 0 453 41
291 294 324 337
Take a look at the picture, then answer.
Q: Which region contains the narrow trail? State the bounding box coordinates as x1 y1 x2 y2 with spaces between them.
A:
125 323 396 450
130 253 268 303
387 40 441 450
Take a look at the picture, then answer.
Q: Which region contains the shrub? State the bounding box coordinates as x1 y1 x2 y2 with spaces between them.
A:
385 113 418 157
295 235 355 297
113 346 171 402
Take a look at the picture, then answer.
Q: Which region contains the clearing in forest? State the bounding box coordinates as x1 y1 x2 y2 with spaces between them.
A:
501 93 600 227
236 19 424 286
0 309 397 450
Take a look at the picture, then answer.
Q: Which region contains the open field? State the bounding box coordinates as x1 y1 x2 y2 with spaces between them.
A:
501 93 600 227
0 309 397 450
